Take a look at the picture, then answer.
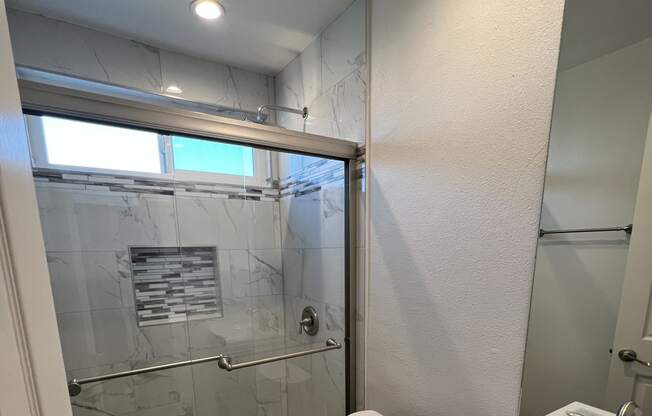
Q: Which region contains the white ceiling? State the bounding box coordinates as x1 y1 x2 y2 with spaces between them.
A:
6 0 354 75
558 0 652 71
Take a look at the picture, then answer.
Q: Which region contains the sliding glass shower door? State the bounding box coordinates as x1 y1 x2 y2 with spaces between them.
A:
28 114 348 416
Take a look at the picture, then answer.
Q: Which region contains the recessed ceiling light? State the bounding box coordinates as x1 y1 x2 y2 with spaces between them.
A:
165 85 183 94
190 0 225 20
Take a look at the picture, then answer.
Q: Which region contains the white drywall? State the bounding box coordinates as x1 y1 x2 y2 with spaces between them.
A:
366 1 564 415
521 38 652 416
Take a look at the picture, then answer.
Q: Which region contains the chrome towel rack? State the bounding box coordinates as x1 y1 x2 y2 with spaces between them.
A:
539 224 633 237
67 338 341 397
217 338 340 371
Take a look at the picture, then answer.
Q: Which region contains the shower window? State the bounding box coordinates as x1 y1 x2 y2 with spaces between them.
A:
27 115 270 185
35 115 163 174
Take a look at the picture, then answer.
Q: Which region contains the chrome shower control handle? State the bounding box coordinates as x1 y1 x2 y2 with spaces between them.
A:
299 317 313 333
298 306 319 336
618 349 652 367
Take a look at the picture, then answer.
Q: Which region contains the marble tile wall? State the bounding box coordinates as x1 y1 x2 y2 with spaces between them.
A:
278 156 348 416
275 0 366 144
34 175 287 416
7 9 275 115
274 0 367 410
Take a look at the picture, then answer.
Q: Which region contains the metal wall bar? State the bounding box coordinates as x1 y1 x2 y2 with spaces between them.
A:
539 224 633 237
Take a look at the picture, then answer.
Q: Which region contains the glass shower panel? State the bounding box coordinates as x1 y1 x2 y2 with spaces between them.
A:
28 115 195 415
28 114 347 416
174 135 347 416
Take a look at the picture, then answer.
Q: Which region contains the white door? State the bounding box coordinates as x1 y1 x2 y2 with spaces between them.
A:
606 114 652 412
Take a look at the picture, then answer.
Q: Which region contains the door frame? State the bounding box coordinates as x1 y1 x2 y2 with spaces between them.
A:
0 3 73 415
604 114 652 410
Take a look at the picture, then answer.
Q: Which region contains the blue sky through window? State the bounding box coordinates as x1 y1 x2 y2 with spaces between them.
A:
172 136 254 177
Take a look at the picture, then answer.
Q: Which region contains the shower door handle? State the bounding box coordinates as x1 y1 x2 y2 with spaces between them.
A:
618 349 652 367
217 338 341 371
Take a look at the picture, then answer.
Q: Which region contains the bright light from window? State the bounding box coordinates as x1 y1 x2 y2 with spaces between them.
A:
172 136 254 176
42 116 162 173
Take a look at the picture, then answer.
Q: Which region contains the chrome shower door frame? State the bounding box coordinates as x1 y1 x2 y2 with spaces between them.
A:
16 72 360 414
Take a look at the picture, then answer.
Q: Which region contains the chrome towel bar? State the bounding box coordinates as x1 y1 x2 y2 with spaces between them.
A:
67 338 341 396
539 224 632 237
217 338 341 371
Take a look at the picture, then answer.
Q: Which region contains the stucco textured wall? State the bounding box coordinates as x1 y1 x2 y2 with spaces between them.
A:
366 1 564 415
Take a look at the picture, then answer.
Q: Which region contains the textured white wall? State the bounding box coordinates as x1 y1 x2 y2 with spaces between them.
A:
366 1 564 415
521 38 652 416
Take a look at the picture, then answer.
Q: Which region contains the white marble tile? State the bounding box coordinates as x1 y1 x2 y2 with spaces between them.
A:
279 193 321 249
215 65 274 113
257 403 283 416
176 196 221 246
56 309 189 371
131 366 194 413
37 189 178 251
305 67 366 143
321 0 366 92
9 10 162 92
320 183 346 248
254 361 285 415
123 401 194 416
323 303 345 343
160 50 221 104
285 341 344 416
35 188 83 252
56 309 134 370
68 363 137 415
131 322 191 365
280 186 345 250
191 360 259 416
252 295 284 343
281 249 303 298
276 57 304 112
276 36 322 111
46 251 132 313
219 249 252 299
249 250 283 296
302 248 345 308
310 350 346 414
251 202 282 249
300 37 323 106
216 199 253 249
188 297 253 354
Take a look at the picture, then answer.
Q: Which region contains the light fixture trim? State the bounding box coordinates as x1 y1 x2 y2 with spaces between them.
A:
165 85 183 94
190 0 225 20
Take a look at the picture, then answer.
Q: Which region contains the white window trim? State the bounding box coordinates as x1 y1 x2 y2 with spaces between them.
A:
25 114 273 188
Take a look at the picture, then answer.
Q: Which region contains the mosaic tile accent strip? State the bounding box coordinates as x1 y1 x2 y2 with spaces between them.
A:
130 246 222 326
279 159 345 198
32 169 280 201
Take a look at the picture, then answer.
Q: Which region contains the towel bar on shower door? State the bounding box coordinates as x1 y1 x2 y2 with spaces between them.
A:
67 338 341 396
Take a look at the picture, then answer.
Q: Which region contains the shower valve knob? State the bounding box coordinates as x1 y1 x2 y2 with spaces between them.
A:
299 306 319 336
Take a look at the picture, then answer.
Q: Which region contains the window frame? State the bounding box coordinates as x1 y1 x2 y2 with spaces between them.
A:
25 114 272 187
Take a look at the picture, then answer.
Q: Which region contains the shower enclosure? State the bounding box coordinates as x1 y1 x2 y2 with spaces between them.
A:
20 77 357 416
